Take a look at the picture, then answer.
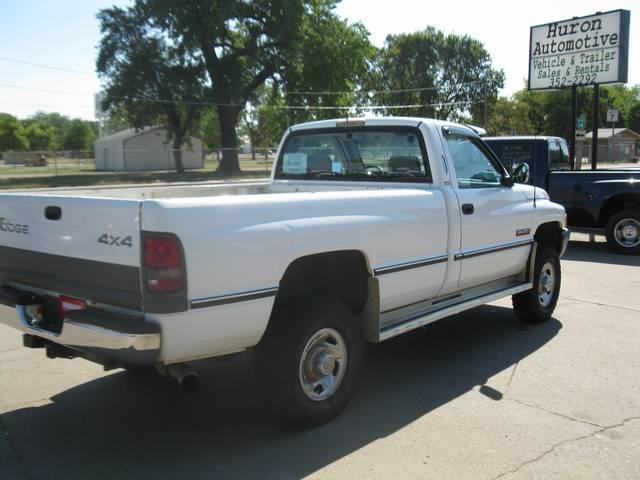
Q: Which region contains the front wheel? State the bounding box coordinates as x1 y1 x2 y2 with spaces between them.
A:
258 299 363 428
512 244 561 324
605 210 640 255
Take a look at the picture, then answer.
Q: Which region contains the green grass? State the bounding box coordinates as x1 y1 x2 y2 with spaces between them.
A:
0 156 274 190
0 170 269 190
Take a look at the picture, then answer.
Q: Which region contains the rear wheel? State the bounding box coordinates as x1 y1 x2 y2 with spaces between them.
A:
605 210 640 255
258 299 362 428
512 244 561 324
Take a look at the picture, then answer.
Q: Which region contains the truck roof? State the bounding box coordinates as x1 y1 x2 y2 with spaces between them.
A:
287 117 485 137
484 136 564 142
288 117 436 132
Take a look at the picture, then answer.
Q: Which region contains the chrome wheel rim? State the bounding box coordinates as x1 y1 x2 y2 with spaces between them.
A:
613 218 640 248
298 328 347 401
538 261 556 308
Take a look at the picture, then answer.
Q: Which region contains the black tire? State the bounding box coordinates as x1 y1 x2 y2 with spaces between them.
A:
512 244 561 324
257 298 363 428
605 209 640 255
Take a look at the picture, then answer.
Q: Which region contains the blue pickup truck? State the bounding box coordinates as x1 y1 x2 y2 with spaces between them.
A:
486 136 640 255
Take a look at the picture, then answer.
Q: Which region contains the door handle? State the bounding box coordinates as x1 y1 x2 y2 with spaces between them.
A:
461 203 475 215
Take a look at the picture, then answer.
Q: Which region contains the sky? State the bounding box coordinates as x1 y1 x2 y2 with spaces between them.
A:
0 0 638 121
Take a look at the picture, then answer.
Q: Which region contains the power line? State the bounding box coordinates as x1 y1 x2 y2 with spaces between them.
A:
0 56 94 76
0 102 93 109
0 83 92 96
285 82 486 96
0 99 482 111
0 69 486 98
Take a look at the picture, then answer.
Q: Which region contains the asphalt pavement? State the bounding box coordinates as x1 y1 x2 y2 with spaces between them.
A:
1 233 639 480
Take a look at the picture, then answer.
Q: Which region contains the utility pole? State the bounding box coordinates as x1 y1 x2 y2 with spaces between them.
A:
591 84 599 170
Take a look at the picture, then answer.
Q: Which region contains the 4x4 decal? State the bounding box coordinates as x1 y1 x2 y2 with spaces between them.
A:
98 234 133 247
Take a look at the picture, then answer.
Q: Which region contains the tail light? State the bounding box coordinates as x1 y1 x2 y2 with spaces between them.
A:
143 234 185 293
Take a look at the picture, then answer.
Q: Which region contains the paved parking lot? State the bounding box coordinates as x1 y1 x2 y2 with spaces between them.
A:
1 234 639 480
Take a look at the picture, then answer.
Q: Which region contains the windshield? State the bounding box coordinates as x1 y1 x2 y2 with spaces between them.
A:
274 128 431 183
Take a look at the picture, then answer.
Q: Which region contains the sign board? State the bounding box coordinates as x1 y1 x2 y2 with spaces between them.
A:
576 129 587 138
576 113 586 129
606 108 619 122
528 9 630 90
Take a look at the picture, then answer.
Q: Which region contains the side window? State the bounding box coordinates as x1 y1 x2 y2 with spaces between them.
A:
549 140 562 168
558 140 571 169
444 132 502 189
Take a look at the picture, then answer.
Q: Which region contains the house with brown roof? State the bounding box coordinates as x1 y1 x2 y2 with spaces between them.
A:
583 128 640 163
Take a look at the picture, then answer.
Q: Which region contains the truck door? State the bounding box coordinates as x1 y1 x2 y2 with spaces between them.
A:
442 127 533 289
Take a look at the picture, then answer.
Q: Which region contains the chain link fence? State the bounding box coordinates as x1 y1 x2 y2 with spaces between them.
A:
0 147 277 189
575 139 640 168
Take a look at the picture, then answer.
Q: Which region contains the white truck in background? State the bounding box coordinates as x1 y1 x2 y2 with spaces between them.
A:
0 117 569 427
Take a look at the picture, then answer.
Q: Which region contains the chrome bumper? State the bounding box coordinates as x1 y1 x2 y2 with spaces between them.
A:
0 289 160 365
560 228 570 257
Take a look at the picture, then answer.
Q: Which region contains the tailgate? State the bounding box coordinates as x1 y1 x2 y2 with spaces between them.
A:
0 194 143 310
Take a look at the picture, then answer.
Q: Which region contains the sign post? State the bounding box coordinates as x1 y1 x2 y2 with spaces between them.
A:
570 86 577 169
591 84 599 170
607 108 619 162
607 108 619 136
528 10 630 170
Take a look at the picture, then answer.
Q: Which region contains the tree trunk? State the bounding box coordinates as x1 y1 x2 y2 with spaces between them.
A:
217 105 241 175
172 138 185 174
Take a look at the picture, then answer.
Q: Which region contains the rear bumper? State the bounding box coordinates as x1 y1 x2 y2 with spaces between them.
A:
0 287 160 365
560 227 571 257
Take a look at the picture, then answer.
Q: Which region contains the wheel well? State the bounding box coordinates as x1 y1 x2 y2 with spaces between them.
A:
534 222 563 253
599 194 640 226
275 250 371 315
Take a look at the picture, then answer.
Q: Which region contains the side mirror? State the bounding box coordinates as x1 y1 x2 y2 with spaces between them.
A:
512 162 530 184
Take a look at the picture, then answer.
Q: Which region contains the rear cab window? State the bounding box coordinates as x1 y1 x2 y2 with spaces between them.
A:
552 139 571 170
485 140 535 171
274 127 432 183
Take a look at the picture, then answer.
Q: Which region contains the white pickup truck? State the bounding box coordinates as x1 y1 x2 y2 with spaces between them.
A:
0 117 569 426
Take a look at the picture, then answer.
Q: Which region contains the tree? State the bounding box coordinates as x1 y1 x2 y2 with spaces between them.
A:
130 0 306 174
104 0 371 175
63 119 96 151
278 4 374 124
24 112 71 150
629 103 640 133
508 84 640 140
101 105 135 136
0 113 29 151
368 27 504 122
24 121 57 151
486 96 533 136
246 85 288 150
601 85 640 127
97 5 206 173
198 109 221 149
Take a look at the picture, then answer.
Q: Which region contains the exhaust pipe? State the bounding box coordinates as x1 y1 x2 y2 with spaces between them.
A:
157 363 200 394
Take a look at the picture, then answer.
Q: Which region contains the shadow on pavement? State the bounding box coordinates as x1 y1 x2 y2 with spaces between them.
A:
563 239 640 267
2 305 561 480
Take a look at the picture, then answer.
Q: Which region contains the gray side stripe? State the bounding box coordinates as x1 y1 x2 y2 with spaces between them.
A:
454 239 533 261
190 287 279 309
374 255 448 276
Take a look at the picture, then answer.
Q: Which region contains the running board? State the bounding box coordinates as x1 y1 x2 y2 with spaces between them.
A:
379 282 533 342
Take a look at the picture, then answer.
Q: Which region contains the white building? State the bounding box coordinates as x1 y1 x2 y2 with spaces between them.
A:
94 127 203 171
